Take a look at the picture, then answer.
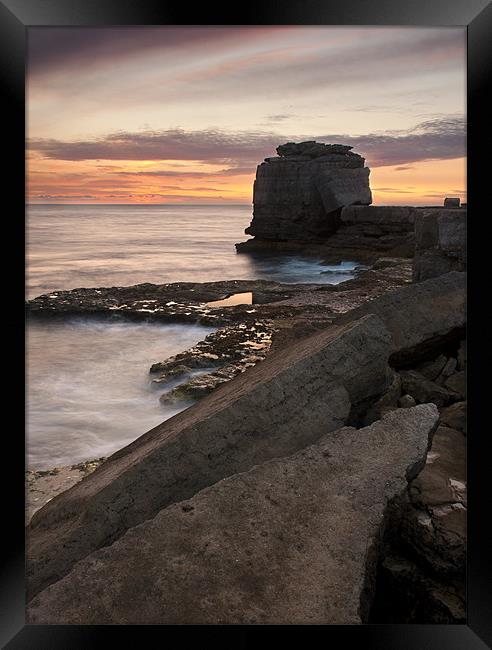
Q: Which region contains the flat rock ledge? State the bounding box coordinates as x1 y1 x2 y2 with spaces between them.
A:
25 279 318 326
27 405 438 625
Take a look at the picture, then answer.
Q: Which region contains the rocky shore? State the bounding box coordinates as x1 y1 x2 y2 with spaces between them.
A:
25 142 467 625
25 270 467 624
26 459 106 522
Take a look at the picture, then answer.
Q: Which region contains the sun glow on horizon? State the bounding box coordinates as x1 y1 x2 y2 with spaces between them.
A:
27 26 466 205
27 154 466 206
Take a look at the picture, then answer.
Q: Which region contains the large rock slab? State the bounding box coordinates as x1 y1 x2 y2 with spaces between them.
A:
245 142 371 242
413 209 467 281
336 271 466 365
27 405 439 625
27 314 392 600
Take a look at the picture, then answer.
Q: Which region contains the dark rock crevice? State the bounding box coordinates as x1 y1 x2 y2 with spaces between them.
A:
368 343 466 624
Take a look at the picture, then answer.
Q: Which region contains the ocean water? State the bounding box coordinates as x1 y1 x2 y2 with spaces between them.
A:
27 204 359 468
26 204 358 299
27 317 215 469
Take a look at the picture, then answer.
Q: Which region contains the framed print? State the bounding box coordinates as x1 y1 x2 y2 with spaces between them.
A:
1 0 491 647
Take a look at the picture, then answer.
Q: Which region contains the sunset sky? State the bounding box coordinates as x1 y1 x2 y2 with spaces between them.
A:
27 26 466 205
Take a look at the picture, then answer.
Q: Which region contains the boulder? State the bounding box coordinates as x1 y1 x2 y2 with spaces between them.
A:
409 426 466 511
336 271 466 365
27 405 439 625
416 354 448 381
372 257 409 270
402 425 466 577
399 370 454 408
444 371 466 400
399 394 416 408
436 357 457 384
374 423 466 623
443 197 460 208
27 314 392 601
413 209 467 282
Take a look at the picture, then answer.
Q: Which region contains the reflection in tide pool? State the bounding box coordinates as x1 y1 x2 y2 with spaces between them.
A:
207 291 253 307
27 317 215 469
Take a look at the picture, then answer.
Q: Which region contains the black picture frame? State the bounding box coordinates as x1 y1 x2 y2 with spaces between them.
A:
1 1 491 647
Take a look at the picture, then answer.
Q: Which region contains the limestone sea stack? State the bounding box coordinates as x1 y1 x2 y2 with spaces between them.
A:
245 141 372 241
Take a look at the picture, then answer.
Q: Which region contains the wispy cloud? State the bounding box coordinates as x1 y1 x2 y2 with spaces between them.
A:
31 194 99 200
373 187 415 194
28 115 465 169
327 116 466 167
115 165 253 178
28 27 278 77
265 114 295 123
28 128 280 164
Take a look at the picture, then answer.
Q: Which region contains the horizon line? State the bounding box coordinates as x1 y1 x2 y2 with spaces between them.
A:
26 202 253 207
26 201 452 208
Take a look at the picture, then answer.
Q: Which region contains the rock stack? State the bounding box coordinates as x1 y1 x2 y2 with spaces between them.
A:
245 141 372 241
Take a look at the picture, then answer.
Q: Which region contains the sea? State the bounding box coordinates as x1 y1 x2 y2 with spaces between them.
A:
27 204 359 469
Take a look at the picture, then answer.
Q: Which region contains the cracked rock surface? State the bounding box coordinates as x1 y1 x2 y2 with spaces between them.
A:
27 405 438 625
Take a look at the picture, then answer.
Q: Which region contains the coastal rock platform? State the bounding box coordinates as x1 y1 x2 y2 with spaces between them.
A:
27 405 438 625
236 205 460 263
